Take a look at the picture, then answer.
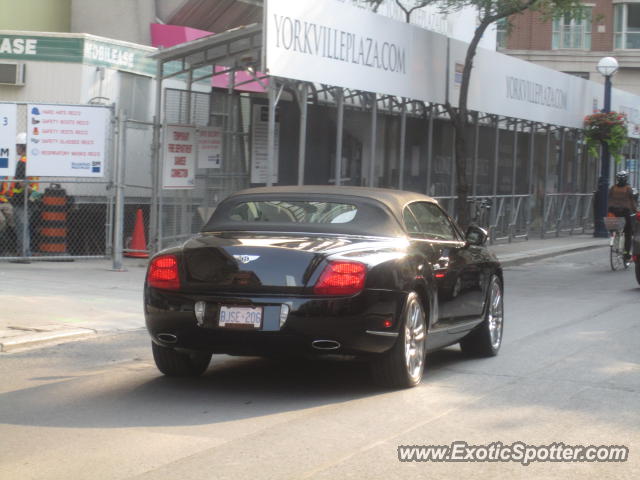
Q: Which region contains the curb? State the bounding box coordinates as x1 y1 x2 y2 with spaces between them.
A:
497 243 606 267
0 328 96 353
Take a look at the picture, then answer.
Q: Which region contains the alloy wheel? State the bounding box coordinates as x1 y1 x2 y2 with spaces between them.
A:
404 298 426 382
487 277 504 350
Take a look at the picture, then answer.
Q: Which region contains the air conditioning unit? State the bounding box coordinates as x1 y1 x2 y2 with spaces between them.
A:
0 62 25 86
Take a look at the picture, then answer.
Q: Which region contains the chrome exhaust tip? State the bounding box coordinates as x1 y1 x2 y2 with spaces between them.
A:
157 333 178 344
311 339 341 350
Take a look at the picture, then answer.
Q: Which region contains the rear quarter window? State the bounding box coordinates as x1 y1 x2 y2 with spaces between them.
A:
228 201 358 224
203 194 407 237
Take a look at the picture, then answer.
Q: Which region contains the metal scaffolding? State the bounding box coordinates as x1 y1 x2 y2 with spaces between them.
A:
147 23 638 251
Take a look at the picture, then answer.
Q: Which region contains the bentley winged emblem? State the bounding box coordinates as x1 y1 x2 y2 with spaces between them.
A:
233 254 260 264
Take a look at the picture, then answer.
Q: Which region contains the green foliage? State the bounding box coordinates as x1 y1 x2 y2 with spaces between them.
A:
583 112 629 164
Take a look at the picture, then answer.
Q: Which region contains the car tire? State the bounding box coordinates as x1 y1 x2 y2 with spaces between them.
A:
371 292 426 389
151 342 212 377
460 275 504 357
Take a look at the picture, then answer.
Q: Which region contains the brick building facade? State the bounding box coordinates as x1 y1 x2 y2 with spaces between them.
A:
499 0 640 95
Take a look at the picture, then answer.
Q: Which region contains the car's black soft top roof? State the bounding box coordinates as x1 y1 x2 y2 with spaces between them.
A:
203 186 440 237
229 186 438 214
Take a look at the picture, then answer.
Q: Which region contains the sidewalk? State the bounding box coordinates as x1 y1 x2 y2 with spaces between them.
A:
0 234 607 353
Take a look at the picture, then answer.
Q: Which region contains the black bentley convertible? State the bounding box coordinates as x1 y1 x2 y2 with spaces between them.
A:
144 186 504 388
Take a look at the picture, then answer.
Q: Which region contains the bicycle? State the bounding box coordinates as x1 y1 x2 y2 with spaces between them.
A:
604 215 630 271
468 198 492 229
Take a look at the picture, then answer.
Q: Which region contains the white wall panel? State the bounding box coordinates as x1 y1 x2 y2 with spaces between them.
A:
0 62 84 103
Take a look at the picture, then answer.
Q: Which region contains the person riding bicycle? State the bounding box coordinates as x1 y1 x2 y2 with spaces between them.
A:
608 170 637 261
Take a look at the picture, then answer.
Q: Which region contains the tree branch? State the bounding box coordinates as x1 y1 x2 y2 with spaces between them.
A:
392 0 437 22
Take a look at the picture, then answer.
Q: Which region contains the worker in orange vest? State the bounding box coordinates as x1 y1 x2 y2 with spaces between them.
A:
9 132 39 262
0 177 15 238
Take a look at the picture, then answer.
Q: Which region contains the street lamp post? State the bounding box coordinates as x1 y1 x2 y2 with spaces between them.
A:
593 56 620 238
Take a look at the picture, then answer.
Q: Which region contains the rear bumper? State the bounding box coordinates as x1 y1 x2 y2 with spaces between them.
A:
144 288 404 356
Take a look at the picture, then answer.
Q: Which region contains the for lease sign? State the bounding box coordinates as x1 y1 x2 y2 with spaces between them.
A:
0 37 37 55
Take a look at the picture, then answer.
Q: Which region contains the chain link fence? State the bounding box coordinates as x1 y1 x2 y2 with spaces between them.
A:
120 118 154 258
1 102 115 261
156 88 251 251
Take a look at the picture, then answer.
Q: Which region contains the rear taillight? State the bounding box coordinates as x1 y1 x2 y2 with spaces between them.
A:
148 254 181 290
313 261 366 296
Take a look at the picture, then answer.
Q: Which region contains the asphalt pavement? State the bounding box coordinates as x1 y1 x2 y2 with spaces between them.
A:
0 234 607 353
2 245 637 479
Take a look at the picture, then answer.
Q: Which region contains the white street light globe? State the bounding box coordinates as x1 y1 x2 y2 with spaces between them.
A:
596 56 619 77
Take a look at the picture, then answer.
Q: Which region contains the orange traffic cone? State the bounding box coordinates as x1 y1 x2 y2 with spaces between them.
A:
125 208 149 258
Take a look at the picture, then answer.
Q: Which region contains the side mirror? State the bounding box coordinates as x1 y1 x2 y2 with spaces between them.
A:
466 225 488 246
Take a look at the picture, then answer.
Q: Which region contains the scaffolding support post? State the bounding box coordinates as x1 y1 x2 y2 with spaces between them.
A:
558 127 566 191
426 105 434 196
297 83 309 186
369 93 378 187
450 122 456 216
180 69 195 239
472 112 479 198
527 122 536 234
398 98 407 190
542 127 551 238
112 110 126 271
510 119 519 242
150 61 164 255
267 77 277 187
491 115 500 233
335 88 344 186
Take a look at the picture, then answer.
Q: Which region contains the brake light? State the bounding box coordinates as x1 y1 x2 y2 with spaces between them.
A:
314 261 366 296
148 255 181 290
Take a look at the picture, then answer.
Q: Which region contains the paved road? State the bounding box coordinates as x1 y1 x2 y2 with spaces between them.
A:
0 248 638 479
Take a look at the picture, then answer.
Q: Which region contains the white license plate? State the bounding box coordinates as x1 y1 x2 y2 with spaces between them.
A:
219 305 262 329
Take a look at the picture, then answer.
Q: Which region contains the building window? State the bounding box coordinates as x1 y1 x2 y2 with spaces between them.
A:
552 10 592 49
615 3 640 49
119 72 151 122
496 18 508 49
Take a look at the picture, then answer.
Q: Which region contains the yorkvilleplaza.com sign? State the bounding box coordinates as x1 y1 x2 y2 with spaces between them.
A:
265 0 448 104
505 76 568 110
271 14 407 74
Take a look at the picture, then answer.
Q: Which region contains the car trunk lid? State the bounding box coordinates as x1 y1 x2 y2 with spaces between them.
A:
181 232 361 293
